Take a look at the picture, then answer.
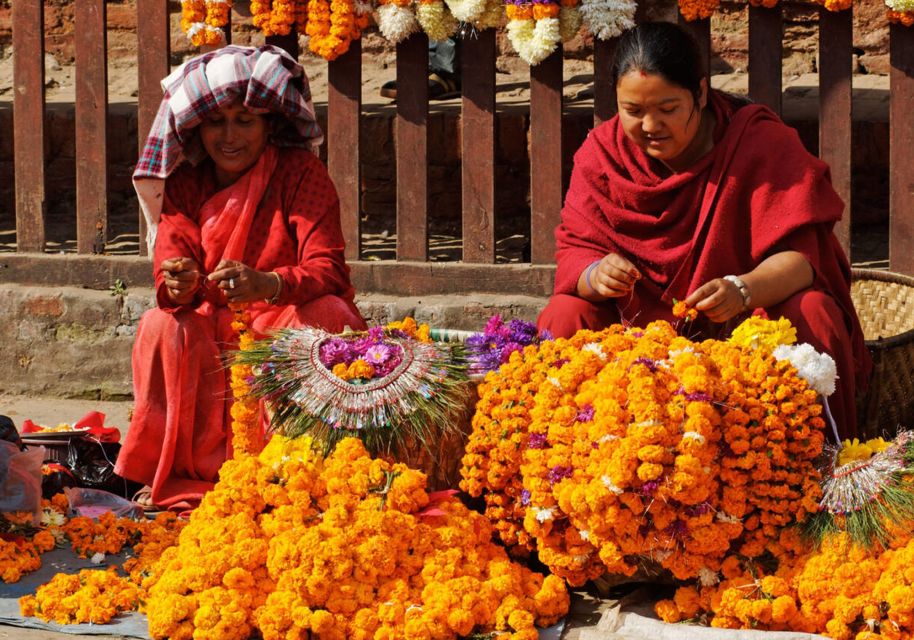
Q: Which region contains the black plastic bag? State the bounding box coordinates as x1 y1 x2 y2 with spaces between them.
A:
0 415 23 450
41 462 78 499
66 438 133 498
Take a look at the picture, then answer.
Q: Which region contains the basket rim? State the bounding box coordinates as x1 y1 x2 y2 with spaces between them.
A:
852 267 914 350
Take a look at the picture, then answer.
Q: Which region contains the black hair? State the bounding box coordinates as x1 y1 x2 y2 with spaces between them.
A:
612 22 705 105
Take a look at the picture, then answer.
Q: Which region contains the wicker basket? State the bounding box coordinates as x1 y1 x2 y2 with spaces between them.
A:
851 268 914 437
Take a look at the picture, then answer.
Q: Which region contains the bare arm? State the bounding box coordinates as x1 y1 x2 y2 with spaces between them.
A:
685 250 813 323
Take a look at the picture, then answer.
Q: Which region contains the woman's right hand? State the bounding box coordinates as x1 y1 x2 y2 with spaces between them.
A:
160 257 201 304
579 253 641 300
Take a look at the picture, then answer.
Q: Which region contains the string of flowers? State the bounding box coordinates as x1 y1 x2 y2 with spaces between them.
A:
377 0 422 43
505 0 563 65
465 315 552 376
142 435 570 639
461 316 826 586
252 0 297 36
416 0 460 41
306 0 368 60
678 0 720 22
229 305 263 458
815 0 852 13
180 0 229 46
888 8 914 25
19 569 141 625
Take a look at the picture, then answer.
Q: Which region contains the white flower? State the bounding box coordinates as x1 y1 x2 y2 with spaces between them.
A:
377 4 420 44
579 0 636 40
583 342 606 359
90 552 106 565
716 511 741 524
653 549 673 563
772 343 838 396
40 508 66 529
548 376 563 390
681 431 706 445
601 475 624 495
444 0 486 22
579 529 591 541
417 0 459 41
886 0 914 10
698 566 720 587
598 434 619 444
534 506 556 522
507 17 561 66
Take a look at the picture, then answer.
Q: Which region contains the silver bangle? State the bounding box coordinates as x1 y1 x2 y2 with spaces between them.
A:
723 275 752 309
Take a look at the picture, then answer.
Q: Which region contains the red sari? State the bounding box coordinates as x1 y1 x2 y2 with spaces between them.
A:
538 91 871 438
115 146 366 509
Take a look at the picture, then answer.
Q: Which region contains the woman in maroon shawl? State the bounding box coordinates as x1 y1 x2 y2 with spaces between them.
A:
117 46 366 511
538 22 870 438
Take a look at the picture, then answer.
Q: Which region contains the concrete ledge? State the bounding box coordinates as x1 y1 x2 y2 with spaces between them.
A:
0 283 548 399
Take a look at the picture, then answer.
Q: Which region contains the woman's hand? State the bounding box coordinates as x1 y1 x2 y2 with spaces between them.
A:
208 259 280 304
578 253 641 301
685 278 746 323
160 257 201 305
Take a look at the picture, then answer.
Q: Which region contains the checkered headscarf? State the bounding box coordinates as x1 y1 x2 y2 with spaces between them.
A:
134 44 323 180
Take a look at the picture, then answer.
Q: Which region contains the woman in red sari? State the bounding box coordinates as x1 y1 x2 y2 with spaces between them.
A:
538 22 870 438
117 45 366 510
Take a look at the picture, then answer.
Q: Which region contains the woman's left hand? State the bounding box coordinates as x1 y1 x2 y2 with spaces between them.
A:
208 259 277 304
685 278 746 323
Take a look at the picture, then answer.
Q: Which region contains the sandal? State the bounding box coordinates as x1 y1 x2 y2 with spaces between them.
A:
379 73 461 101
132 486 161 513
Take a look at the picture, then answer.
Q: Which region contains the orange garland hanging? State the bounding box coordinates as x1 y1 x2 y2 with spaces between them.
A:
180 0 230 47
251 0 298 36
305 0 366 61
229 305 263 457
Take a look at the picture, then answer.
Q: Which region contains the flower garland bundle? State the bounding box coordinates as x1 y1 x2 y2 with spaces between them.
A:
63 512 143 558
377 0 422 43
417 0 460 41
229 305 263 457
461 318 826 585
804 432 914 548
559 0 583 41
506 0 563 65
143 435 569 640
235 319 469 455
0 538 42 583
306 0 369 60
180 0 229 47
815 0 852 12
445 0 488 22
19 568 141 625
466 315 552 375
678 0 720 22
578 0 636 40
888 8 914 25
252 0 297 36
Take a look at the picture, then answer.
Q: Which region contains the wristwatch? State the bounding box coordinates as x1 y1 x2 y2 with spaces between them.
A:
723 275 752 309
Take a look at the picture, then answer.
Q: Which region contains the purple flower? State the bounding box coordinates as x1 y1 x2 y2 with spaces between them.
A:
373 350 403 378
539 328 554 341
631 356 658 372
520 489 531 507
527 433 548 449
499 341 524 364
484 314 505 335
639 480 660 496
675 387 713 403
319 337 351 366
664 520 688 538
365 344 392 365
368 326 385 342
685 502 712 517
547 465 573 486
552 357 570 369
507 318 538 343
576 404 595 423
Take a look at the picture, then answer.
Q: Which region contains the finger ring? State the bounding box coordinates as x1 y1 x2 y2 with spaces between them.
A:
229 278 235 290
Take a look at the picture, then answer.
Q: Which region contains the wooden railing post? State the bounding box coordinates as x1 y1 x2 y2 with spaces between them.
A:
748 5 783 115
12 0 46 252
889 23 914 275
395 33 430 262
136 0 171 257
594 38 617 127
462 30 497 264
76 0 109 254
530 48 564 265
265 33 299 57
328 41 363 261
818 8 853 257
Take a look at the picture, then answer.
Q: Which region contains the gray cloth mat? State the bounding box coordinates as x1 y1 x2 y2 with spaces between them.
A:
0 547 564 639
0 547 149 638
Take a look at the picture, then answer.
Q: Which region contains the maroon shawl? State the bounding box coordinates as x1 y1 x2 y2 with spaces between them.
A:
555 90 870 385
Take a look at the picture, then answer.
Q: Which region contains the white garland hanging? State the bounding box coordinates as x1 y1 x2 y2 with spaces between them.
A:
507 16 561 65
377 2 421 43
886 0 914 11
444 0 487 23
417 0 460 41
579 0 636 40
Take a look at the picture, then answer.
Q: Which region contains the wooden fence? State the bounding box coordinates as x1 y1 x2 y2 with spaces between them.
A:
4 1 914 296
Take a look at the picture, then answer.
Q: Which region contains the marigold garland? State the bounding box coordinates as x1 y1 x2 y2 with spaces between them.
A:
815 0 853 12
142 435 569 639
252 0 297 36
180 0 229 46
229 304 263 458
888 8 914 25
505 1 563 65
461 318 826 585
678 0 720 21
578 0 636 40
19 568 141 625
417 0 460 42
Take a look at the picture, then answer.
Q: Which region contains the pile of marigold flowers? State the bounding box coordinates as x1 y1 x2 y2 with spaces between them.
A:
142 434 568 640
460 318 826 586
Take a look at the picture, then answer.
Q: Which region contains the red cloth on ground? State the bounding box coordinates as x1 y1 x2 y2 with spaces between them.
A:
541 90 871 438
115 146 366 509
